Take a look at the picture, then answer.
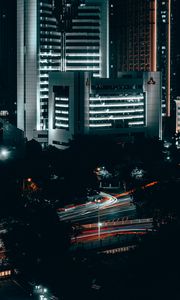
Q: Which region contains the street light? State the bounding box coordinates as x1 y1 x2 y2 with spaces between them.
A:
40 296 47 300
98 222 102 239
0 148 9 159
97 198 102 239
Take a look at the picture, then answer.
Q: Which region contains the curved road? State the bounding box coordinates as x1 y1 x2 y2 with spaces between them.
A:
58 192 136 223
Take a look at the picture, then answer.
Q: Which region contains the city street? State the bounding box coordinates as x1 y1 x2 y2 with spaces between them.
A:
71 220 153 243
58 192 136 223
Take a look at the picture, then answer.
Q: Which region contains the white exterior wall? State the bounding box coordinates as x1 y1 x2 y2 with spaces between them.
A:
17 0 61 142
175 99 180 132
25 0 38 140
17 0 25 134
143 72 162 139
17 0 38 140
48 72 90 149
48 71 162 149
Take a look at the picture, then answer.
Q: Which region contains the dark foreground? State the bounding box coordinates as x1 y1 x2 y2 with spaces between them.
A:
0 279 35 300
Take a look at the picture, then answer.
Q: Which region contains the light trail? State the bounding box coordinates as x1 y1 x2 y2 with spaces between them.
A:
71 222 153 243
57 181 158 223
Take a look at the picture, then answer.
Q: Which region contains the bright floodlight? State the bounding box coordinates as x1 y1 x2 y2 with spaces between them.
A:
98 222 102 227
0 148 9 159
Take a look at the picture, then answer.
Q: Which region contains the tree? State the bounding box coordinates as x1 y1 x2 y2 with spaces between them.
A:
25 139 42 159
133 179 180 219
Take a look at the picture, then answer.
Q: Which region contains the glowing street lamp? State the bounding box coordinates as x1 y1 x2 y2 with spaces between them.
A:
98 222 102 239
97 199 102 239
40 296 47 300
0 148 9 159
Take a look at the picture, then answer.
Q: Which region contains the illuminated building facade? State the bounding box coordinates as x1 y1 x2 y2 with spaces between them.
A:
63 0 109 78
109 0 176 120
48 72 90 148
175 97 180 133
157 0 172 117
48 71 162 149
17 0 109 143
17 0 61 143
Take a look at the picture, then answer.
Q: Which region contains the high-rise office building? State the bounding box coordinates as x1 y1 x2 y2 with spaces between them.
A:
110 0 175 120
17 0 109 143
109 0 157 75
64 0 109 78
157 0 174 117
17 0 61 143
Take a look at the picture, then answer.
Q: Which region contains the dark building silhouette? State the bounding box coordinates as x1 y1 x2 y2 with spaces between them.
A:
0 0 16 124
110 0 157 76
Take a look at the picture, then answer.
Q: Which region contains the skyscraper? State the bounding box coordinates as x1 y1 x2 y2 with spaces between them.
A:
64 0 109 78
17 0 61 143
17 0 109 143
157 0 173 117
110 0 175 120
110 0 157 75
